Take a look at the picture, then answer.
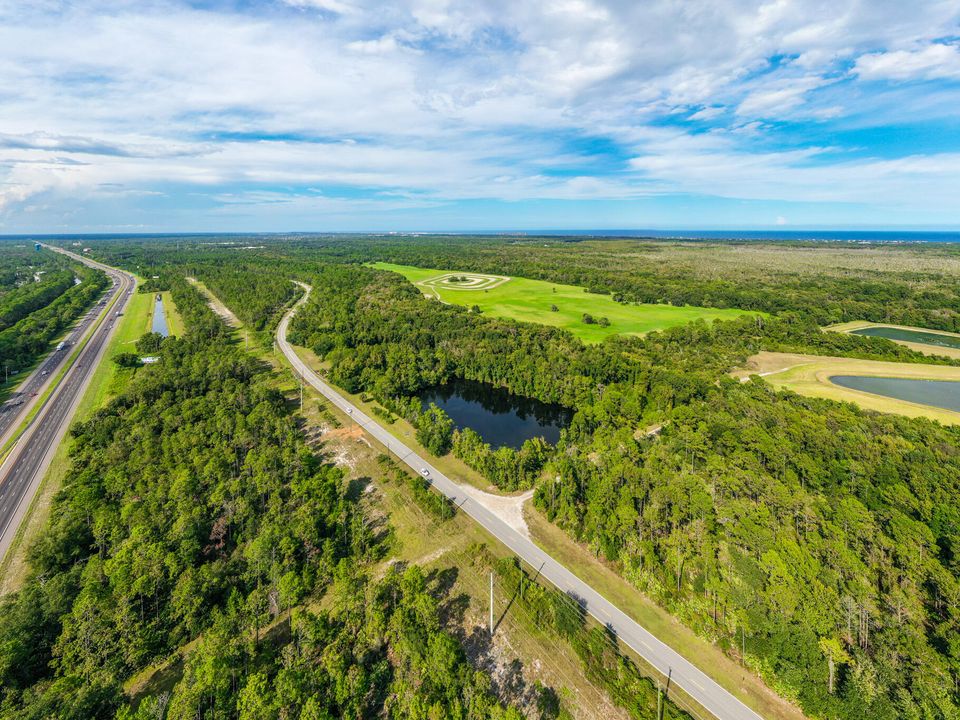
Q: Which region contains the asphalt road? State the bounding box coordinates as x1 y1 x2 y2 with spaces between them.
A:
278 283 765 720
0 261 120 447
0 246 136 563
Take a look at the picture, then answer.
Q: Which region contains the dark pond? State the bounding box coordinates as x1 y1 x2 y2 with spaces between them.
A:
830 375 960 413
421 379 573 449
851 326 960 350
151 294 169 337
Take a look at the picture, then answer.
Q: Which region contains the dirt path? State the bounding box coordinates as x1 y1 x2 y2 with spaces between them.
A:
186 277 242 328
459 487 533 538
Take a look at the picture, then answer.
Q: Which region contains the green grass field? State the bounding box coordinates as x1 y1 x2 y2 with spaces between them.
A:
159 290 185 336
373 262 754 343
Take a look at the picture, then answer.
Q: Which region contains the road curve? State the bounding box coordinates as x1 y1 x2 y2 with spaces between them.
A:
0 245 136 564
278 282 765 720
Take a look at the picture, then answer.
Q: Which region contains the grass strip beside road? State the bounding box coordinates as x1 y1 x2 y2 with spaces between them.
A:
161 291 186 336
0 287 155 594
0 283 125 466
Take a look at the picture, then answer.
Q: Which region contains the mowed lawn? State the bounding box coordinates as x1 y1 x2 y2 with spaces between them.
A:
373 262 753 343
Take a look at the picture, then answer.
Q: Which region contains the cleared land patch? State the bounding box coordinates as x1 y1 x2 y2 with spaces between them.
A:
374 262 754 343
827 321 960 359
736 351 960 425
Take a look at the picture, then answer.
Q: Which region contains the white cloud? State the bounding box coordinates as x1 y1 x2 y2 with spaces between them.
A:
736 76 829 118
855 43 960 81
689 106 725 121
282 0 355 14
0 0 958 226
627 128 960 208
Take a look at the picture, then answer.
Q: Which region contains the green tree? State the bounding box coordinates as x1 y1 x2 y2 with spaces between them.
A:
416 403 454 456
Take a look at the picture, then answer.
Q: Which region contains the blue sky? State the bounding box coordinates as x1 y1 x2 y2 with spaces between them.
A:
0 0 959 232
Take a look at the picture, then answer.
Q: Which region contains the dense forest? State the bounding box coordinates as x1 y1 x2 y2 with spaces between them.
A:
4 271 696 720
294 235 960 332
279 250 960 718
41 235 960 718
0 278 536 719
0 269 76 332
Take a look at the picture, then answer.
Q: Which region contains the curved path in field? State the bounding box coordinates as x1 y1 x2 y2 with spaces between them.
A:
278 282 765 720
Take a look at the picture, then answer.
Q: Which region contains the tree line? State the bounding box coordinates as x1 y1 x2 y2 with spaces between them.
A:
57 236 960 718
0 276 536 720
0 264 108 377
280 258 960 719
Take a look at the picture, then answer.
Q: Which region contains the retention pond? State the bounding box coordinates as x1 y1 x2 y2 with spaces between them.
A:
151 294 169 337
851 326 960 351
830 376 960 413
421 379 572 450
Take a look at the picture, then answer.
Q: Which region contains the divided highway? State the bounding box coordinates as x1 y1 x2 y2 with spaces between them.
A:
278 283 765 720
0 245 136 563
0 259 118 447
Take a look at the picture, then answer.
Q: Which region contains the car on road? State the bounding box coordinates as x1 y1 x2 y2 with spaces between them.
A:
420 468 430 477
346 408 352 415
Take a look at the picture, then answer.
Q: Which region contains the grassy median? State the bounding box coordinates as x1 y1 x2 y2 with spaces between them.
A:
0 287 163 594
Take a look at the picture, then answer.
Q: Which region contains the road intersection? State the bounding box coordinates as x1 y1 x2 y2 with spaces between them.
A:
278 282 765 720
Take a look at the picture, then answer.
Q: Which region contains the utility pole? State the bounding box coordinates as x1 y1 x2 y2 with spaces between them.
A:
489 571 494 637
657 681 662 720
299 373 303 412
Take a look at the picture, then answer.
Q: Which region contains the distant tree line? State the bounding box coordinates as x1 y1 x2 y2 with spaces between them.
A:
60 236 960 718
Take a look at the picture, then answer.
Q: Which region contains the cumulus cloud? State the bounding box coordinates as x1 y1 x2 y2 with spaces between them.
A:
0 0 958 228
855 43 960 81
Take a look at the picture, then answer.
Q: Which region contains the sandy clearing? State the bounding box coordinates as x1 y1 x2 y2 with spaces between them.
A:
739 351 960 425
186 277 242 328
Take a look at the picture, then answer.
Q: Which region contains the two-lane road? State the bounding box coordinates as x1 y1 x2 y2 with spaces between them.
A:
0 245 136 563
278 283 765 720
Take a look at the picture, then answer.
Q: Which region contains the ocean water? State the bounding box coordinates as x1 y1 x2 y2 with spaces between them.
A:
534 230 960 243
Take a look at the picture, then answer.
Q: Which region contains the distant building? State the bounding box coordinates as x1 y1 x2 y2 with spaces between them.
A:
140 356 160 364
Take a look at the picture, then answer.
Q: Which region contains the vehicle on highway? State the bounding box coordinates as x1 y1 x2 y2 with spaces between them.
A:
420 468 430 477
